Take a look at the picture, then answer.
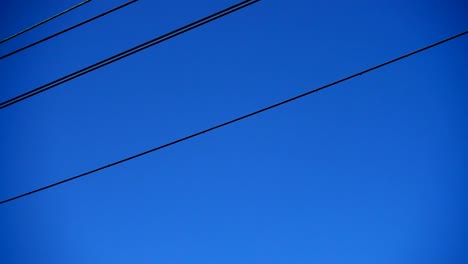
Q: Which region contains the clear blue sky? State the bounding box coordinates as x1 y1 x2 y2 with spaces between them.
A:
0 0 467 263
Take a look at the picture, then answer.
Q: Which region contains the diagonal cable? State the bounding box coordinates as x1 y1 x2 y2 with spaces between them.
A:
0 0 138 60
0 0 260 110
0 30 466 205
0 0 93 44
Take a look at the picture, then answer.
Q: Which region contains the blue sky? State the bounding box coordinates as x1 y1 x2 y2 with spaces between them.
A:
0 0 467 263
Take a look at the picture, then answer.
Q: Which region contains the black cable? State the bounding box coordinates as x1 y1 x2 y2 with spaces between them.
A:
0 0 138 60
1 30 466 205
0 0 93 44
0 0 261 110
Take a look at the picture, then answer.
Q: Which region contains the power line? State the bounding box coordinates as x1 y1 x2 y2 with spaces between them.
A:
0 0 138 60
0 0 261 110
1 30 466 205
0 0 93 44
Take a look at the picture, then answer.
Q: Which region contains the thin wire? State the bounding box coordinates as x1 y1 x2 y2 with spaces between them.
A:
0 0 138 60
0 0 261 110
1 30 466 205
0 0 93 44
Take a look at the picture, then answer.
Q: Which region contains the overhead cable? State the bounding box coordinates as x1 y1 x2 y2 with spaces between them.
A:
0 30 466 205
0 0 261 110
0 0 138 60
0 0 93 44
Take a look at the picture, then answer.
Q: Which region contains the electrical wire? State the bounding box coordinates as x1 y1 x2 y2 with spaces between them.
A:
0 0 261 110
0 30 466 205
0 0 93 44
0 0 138 60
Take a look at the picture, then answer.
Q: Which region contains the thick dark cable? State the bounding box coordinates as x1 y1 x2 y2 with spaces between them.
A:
0 0 138 60
0 0 260 110
0 0 92 44
0 30 466 205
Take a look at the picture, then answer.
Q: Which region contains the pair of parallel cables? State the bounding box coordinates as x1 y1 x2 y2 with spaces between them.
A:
0 0 466 204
